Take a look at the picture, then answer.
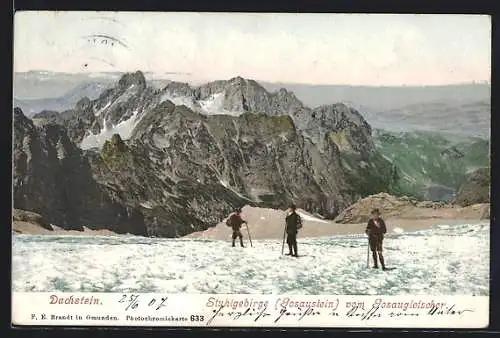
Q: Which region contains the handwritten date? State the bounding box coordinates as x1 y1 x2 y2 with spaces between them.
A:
118 294 168 311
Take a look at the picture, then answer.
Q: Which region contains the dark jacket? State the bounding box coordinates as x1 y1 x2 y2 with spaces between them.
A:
366 218 387 236
285 212 302 234
227 213 246 231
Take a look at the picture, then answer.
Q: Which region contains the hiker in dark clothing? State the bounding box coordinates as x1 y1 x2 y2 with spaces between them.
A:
226 208 247 247
285 204 303 257
365 208 387 270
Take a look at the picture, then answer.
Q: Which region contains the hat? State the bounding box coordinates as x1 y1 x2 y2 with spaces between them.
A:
371 208 380 214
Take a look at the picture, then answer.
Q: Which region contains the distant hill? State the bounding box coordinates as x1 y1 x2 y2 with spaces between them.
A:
259 81 490 112
14 71 178 100
363 99 490 139
13 82 112 116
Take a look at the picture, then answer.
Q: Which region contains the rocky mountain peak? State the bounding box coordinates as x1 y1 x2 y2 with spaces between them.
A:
101 133 128 155
275 87 294 96
271 87 305 110
110 133 127 151
312 103 369 129
227 76 266 91
229 76 246 84
101 133 130 170
14 107 25 121
117 71 146 91
161 81 197 101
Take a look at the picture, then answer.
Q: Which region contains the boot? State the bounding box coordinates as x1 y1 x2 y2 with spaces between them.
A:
240 237 245 248
286 244 293 255
378 253 386 270
232 239 235 247
292 243 298 257
372 252 379 269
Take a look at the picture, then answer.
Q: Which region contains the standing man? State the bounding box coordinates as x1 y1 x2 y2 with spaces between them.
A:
285 204 302 257
365 208 387 270
226 208 247 247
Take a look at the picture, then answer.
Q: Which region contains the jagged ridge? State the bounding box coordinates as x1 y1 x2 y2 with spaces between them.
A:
15 71 398 236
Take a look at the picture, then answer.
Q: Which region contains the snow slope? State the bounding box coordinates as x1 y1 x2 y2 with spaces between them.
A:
12 222 489 295
80 111 142 150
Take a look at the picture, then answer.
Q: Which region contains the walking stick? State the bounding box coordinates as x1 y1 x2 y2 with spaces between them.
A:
366 237 370 268
281 223 286 255
246 223 253 247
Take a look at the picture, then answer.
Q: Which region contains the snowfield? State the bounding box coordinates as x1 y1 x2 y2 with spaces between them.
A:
80 110 143 150
12 222 489 295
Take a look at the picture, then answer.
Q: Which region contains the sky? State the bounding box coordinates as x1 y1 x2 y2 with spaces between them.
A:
13 12 491 86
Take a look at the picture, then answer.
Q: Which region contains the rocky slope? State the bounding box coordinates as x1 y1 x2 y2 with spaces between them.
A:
455 167 490 206
12 209 53 231
373 129 490 202
12 208 119 236
14 71 399 237
334 192 490 224
13 108 148 234
14 108 248 236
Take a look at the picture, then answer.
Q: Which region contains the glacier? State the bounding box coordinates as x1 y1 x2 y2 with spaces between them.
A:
12 222 489 295
80 110 142 150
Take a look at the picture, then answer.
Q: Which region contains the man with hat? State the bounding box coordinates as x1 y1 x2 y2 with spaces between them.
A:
285 204 303 257
365 208 388 270
226 208 247 247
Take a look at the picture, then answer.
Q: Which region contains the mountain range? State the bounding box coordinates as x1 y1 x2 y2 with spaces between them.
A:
13 71 407 237
14 71 490 140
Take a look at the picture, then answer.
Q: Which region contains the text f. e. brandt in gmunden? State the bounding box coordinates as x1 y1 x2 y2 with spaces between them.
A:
11 293 489 328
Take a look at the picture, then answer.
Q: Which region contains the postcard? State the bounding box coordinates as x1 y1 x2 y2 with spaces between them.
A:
11 11 491 328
